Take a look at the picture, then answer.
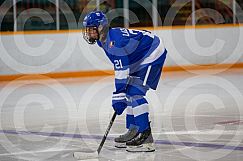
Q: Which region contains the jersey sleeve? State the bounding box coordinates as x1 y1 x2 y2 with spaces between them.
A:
113 53 130 94
110 29 130 94
97 28 131 95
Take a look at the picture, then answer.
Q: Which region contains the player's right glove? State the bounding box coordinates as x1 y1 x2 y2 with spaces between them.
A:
112 93 128 115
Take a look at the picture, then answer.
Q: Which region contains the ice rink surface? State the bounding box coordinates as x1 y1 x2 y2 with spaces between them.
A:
0 68 243 161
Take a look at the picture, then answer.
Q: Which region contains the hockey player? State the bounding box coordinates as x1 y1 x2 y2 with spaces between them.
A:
83 11 167 152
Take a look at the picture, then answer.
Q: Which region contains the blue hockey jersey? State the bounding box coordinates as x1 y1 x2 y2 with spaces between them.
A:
97 28 166 94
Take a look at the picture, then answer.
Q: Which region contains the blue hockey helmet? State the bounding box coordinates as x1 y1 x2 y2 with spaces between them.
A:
83 11 108 44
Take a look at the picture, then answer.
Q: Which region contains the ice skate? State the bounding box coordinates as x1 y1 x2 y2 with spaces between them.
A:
114 127 138 148
126 127 155 152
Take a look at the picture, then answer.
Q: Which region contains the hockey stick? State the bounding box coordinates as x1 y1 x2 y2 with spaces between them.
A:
97 111 117 154
74 77 131 159
73 112 117 160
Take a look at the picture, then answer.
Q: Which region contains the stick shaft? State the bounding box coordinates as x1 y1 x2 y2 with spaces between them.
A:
97 112 117 154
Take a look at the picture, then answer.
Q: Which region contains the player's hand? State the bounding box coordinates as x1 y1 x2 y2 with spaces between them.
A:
112 93 128 115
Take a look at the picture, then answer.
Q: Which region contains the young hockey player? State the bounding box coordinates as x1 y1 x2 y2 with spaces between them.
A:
83 11 167 152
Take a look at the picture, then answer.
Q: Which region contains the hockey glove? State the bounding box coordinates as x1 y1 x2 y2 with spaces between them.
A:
112 93 128 115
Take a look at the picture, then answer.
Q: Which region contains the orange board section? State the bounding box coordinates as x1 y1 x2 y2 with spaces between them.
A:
0 70 114 82
0 63 243 82
0 24 242 35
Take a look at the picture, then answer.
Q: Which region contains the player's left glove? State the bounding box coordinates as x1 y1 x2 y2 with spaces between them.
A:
112 93 128 115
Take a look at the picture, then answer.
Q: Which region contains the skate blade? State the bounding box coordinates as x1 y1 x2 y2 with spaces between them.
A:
115 142 127 148
126 143 155 152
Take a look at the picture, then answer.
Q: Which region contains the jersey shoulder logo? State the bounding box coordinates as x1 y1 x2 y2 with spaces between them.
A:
109 41 115 48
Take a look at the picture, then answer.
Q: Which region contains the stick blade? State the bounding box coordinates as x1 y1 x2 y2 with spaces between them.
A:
73 151 99 160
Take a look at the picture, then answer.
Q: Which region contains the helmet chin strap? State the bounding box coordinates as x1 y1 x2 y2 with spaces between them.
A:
99 25 109 44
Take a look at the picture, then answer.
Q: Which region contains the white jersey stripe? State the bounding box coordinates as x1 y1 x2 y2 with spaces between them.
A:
143 65 152 86
115 69 129 79
141 38 165 65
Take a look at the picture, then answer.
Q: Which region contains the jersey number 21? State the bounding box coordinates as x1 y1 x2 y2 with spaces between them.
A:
114 59 123 69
